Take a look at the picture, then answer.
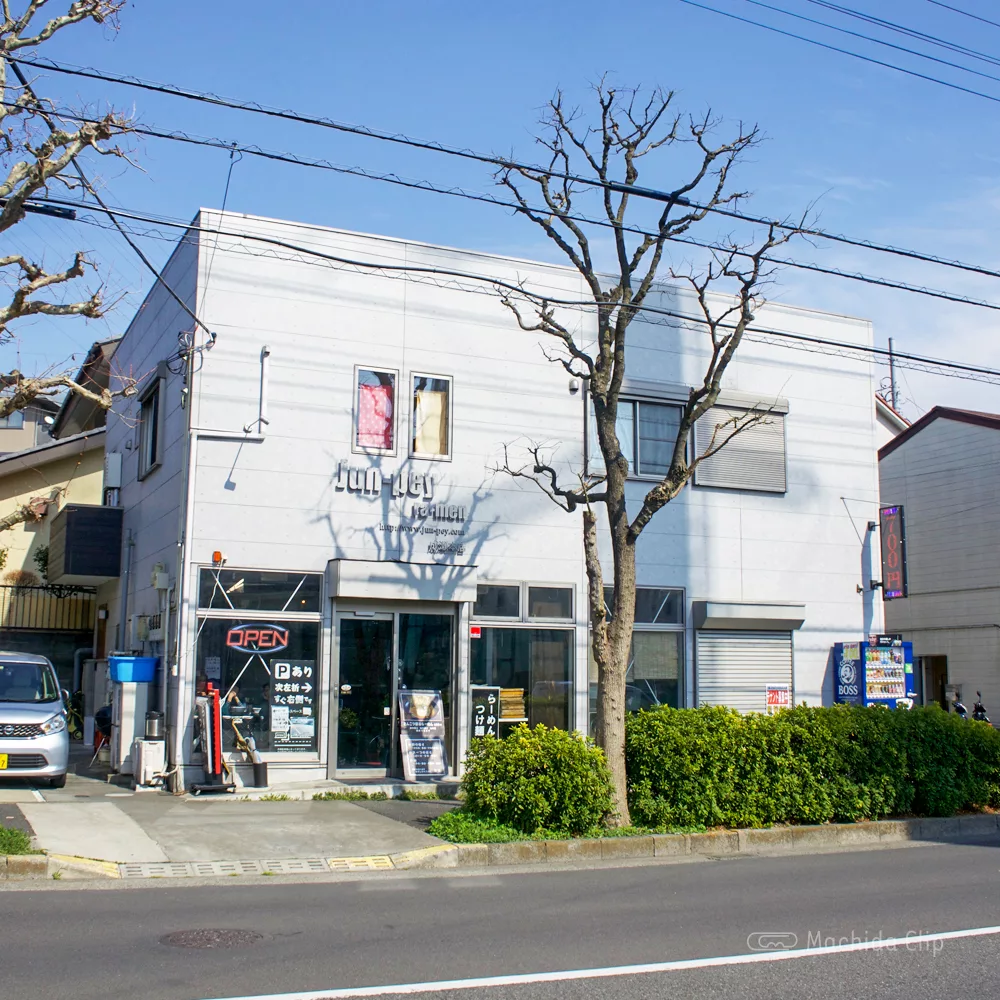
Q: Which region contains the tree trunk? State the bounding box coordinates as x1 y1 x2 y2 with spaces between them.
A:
584 507 635 827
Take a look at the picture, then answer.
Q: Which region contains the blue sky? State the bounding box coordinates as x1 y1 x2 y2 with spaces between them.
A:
7 0 1000 417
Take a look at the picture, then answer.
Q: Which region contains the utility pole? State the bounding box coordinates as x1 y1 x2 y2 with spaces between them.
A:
888 337 899 410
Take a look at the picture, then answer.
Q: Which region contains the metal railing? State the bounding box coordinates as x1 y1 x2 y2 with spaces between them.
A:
0 584 97 631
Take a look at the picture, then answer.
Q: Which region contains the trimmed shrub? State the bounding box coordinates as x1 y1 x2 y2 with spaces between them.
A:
462 724 614 834
626 704 1000 829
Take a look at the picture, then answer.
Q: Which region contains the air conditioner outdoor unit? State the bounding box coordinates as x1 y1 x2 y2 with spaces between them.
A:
132 738 166 789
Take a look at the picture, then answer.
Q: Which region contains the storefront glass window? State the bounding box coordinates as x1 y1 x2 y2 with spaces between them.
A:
195 617 320 754
199 569 321 613
588 631 683 729
470 628 573 730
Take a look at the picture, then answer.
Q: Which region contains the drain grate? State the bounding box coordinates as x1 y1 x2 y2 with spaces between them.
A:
120 855 397 878
260 858 329 874
162 929 264 949
121 862 196 879
329 855 394 872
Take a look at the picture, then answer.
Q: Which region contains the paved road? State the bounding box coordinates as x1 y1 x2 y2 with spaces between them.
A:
4 840 1000 1000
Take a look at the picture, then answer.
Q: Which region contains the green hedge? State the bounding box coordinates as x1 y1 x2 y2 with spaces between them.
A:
626 705 1000 829
461 724 614 834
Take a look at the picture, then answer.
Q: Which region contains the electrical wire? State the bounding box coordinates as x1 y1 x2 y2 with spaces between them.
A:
35 194 1000 386
11 53 1000 284
15 99 1000 315
802 0 1000 68
925 0 1000 32
742 0 1000 84
677 0 1000 105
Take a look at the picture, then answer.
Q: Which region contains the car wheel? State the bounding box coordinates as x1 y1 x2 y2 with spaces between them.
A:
47 774 67 789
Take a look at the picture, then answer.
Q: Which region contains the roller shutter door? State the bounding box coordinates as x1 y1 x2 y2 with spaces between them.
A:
695 630 793 713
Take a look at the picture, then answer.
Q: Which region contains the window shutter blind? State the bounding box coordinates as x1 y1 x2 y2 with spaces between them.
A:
695 630 793 712
693 406 786 493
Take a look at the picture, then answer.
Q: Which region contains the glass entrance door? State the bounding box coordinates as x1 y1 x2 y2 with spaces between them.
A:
335 608 456 777
336 614 393 770
396 614 454 776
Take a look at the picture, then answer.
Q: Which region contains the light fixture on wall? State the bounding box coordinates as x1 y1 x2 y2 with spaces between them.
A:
568 379 580 394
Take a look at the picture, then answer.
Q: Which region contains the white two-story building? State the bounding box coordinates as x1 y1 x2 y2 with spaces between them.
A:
97 210 885 789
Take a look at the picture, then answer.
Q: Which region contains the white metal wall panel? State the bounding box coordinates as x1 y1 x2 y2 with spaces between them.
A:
695 630 793 713
693 407 787 493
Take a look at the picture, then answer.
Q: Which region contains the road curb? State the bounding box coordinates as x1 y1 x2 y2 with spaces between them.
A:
440 812 1000 869
5 813 995 882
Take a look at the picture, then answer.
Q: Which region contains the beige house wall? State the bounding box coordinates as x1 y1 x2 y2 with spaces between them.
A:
0 442 104 584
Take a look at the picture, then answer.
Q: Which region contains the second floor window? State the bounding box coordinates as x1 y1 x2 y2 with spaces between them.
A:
355 368 396 453
590 398 682 478
411 374 451 459
138 382 160 478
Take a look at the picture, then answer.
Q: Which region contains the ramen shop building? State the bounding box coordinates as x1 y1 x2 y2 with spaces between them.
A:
102 210 885 789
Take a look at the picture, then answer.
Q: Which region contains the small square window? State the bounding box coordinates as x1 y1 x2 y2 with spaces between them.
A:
473 584 520 619
603 586 684 625
527 586 573 621
0 409 24 429
411 374 451 459
138 382 161 478
354 368 396 453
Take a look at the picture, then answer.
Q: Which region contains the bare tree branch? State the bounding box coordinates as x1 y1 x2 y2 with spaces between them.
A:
0 486 61 533
0 366 137 419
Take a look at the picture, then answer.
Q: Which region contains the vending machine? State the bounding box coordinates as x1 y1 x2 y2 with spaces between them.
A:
833 634 918 708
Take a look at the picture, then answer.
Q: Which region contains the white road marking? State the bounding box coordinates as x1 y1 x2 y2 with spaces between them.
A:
30 789 44 802
206 923 1000 1000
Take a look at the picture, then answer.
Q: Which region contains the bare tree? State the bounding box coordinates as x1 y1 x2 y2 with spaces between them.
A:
0 2 137 532
496 83 800 825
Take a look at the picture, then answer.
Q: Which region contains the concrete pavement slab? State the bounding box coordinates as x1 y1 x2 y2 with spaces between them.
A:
109 796 442 861
18 801 169 863
0 787 41 803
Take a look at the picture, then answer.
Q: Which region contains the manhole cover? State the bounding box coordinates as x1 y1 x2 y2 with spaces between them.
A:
162 929 265 949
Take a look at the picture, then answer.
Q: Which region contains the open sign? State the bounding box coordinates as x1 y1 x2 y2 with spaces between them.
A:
226 624 290 653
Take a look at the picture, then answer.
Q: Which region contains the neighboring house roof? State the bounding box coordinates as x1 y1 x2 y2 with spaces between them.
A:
875 395 909 434
50 338 120 440
0 426 105 476
878 406 1000 461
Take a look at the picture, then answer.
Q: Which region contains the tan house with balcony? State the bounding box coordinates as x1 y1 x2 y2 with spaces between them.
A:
0 427 106 682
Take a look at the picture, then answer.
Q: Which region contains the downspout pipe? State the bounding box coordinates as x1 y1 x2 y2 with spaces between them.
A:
72 646 94 694
160 586 173 718
118 530 135 653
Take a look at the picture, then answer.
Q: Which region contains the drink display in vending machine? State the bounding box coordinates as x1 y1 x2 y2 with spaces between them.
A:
833 635 917 708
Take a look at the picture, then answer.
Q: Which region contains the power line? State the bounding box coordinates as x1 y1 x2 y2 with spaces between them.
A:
678 0 1000 105
37 194 1000 386
742 0 1000 84
17 99 1000 315
11 53 1000 285
803 0 1000 68
925 0 1000 32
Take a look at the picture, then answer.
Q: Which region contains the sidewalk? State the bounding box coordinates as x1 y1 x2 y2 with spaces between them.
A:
1 748 456 867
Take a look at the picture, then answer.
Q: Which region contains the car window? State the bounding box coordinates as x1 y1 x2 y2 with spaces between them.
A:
0 660 60 703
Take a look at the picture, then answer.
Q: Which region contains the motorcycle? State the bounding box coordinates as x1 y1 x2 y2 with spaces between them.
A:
952 692 991 724
972 691 991 724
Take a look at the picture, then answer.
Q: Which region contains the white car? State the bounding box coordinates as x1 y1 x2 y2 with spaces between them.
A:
0 652 69 788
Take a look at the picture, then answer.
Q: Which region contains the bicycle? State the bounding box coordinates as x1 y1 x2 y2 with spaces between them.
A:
65 690 84 742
